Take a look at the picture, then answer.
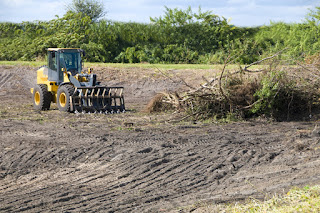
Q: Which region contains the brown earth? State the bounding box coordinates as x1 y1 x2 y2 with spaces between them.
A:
0 65 320 212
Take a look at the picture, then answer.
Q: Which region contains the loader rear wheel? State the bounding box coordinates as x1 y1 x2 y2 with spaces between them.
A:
57 85 74 112
33 84 51 111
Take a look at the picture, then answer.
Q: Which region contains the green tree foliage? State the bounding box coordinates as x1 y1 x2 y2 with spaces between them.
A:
67 0 105 22
0 12 92 61
1 6 320 63
254 7 320 59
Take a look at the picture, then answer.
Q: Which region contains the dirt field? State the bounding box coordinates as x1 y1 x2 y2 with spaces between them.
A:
1 65 320 212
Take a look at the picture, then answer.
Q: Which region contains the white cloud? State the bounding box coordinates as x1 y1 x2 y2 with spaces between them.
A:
214 4 313 26
0 0 71 22
104 0 162 22
2 0 30 7
227 0 254 5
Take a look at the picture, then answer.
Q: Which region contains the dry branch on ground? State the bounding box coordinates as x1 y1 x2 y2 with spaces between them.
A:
147 52 320 121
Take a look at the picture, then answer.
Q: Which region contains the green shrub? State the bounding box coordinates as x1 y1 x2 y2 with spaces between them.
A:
1 6 320 63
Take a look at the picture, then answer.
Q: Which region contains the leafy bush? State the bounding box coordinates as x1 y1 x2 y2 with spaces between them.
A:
1 6 320 64
249 70 313 120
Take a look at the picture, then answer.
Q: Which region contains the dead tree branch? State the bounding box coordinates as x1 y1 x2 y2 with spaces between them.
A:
153 65 196 90
243 48 288 72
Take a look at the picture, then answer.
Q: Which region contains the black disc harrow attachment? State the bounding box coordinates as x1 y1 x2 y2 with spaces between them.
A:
70 86 125 113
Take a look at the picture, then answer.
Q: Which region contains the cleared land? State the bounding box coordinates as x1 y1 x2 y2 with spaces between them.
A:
0 64 320 212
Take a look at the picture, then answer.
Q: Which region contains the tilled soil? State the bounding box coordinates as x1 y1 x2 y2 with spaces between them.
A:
1 65 320 212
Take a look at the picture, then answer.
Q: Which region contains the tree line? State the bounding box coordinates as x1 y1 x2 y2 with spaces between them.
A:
0 6 320 64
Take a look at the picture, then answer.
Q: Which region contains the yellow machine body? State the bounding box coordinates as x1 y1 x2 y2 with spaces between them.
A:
30 67 59 102
31 48 125 113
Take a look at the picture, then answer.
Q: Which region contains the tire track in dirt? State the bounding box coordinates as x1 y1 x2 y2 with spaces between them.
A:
0 73 14 90
1 122 320 211
2 121 320 212
1 65 320 211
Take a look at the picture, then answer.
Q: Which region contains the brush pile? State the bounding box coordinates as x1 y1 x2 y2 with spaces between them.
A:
147 53 320 121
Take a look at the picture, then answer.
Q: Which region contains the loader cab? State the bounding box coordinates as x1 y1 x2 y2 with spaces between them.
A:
47 48 84 83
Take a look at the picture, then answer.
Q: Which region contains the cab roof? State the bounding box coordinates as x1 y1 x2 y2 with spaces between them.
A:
47 48 82 51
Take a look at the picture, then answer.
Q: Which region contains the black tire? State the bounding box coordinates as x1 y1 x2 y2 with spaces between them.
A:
33 84 52 111
57 84 75 112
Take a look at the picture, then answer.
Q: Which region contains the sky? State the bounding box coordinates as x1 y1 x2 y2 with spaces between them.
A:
0 0 319 27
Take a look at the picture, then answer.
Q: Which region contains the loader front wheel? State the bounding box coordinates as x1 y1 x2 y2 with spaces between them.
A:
33 84 51 111
57 85 74 112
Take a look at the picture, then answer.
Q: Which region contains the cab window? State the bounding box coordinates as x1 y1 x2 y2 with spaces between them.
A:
48 51 57 71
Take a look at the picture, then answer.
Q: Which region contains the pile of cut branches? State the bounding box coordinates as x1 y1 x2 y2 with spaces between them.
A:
147 50 320 121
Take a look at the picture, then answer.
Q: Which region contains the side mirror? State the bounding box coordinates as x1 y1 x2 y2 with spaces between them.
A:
51 51 55 58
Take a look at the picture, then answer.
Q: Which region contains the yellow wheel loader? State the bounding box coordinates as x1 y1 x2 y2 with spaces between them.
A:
31 48 125 113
